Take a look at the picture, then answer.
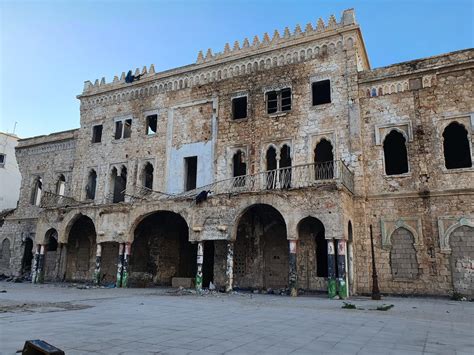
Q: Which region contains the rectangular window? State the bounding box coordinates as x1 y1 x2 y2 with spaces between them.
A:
146 114 158 135
114 118 132 140
312 80 331 105
0 154 5 167
232 96 247 120
92 125 103 143
184 156 197 191
266 88 291 114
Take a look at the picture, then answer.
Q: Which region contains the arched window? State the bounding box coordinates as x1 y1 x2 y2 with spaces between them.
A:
232 150 247 188
266 146 277 189
143 162 154 189
280 145 292 188
56 174 66 196
46 230 58 252
443 122 472 169
383 130 408 175
31 177 43 206
0 238 11 268
314 139 334 179
111 166 127 203
86 170 97 200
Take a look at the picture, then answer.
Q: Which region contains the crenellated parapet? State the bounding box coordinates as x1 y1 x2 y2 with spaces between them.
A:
79 8 366 107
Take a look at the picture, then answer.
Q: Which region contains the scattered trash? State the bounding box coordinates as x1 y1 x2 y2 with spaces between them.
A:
342 302 356 309
375 304 394 311
209 282 216 291
450 292 467 301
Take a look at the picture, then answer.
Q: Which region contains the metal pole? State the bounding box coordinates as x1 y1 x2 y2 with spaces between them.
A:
370 225 381 300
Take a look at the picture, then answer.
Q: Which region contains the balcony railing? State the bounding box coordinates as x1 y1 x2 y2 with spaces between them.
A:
174 160 354 199
40 191 90 209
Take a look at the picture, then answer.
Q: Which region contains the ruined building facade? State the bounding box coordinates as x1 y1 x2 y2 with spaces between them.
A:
0 9 473 298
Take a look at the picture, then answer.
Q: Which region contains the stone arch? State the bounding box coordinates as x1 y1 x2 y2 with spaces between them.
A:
296 216 327 291
389 227 419 280
129 210 196 287
449 225 474 297
233 203 288 289
66 215 97 282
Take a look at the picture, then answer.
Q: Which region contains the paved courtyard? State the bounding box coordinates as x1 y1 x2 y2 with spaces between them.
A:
0 282 473 355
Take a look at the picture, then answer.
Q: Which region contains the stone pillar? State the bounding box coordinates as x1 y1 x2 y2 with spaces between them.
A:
54 243 63 281
122 243 131 288
225 241 234 292
59 243 67 281
196 241 204 291
31 244 41 284
37 245 46 284
289 240 298 297
94 243 102 285
327 239 337 298
116 243 124 288
337 239 348 299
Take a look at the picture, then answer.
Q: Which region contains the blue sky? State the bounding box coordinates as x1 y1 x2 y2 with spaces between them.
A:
1 0 473 139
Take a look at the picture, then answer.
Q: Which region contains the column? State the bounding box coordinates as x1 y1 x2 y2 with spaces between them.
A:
122 243 131 288
31 244 41 284
289 240 298 296
116 243 124 288
54 243 63 281
196 241 204 291
93 243 102 285
225 242 234 293
37 245 46 284
337 239 348 299
327 239 337 298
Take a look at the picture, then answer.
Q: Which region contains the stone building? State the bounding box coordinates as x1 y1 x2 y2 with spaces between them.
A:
0 9 472 298
0 132 21 212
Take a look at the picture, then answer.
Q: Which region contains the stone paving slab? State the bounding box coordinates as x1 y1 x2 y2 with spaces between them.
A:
0 282 473 354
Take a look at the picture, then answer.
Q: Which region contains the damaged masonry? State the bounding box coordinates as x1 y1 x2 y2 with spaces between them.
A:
0 8 473 299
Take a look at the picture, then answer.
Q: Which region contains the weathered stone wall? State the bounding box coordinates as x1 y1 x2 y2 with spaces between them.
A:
449 226 474 297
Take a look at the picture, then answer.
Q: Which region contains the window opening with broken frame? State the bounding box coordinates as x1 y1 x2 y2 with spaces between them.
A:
232 96 247 120
312 80 331 106
92 125 103 143
184 156 197 191
114 118 132 140
266 88 291 114
146 114 157 135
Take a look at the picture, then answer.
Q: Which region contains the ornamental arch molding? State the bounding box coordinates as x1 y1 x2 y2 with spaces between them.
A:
380 217 423 250
438 216 474 253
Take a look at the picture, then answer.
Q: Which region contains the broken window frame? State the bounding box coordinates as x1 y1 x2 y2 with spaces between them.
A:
31 176 43 206
232 96 248 120
311 79 331 106
55 174 66 196
145 114 158 136
85 169 97 200
114 117 132 140
142 162 154 190
266 88 292 114
91 124 103 143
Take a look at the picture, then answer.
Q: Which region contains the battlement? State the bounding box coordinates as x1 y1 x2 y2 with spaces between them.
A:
80 9 359 98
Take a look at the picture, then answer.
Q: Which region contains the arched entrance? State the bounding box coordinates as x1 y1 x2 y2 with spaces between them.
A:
66 215 97 282
449 225 474 298
130 211 196 287
44 228 58 280
233 204 288 290
297 216 327 292
21 238 34 277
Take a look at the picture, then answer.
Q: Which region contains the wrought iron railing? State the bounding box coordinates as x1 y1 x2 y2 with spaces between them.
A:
40 191 90 209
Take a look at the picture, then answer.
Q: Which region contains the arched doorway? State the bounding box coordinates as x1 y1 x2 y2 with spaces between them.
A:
66 216 97 282
44 228 58 281
21 237 34 277
314 139 334 179
449 226 474 297
297 217 327 292
130 211 196 287
233 204 288 290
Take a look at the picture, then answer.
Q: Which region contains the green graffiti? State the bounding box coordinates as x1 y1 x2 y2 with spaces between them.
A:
328 278 337 298
338 279 348 299
195 275 203 290
122 271 129 288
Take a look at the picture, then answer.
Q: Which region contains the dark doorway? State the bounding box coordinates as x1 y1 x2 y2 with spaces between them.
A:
266 147 277 189
21 238 34 277
184 156 198 191
383 130 409 175
112 166 127 203
280 145 292 188
203 241 215 288
314 139 334 179
443 122 472 169
143 162 154 189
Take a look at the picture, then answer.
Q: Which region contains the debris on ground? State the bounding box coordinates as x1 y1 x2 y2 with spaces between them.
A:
342 302 356 309
375 304 394 311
